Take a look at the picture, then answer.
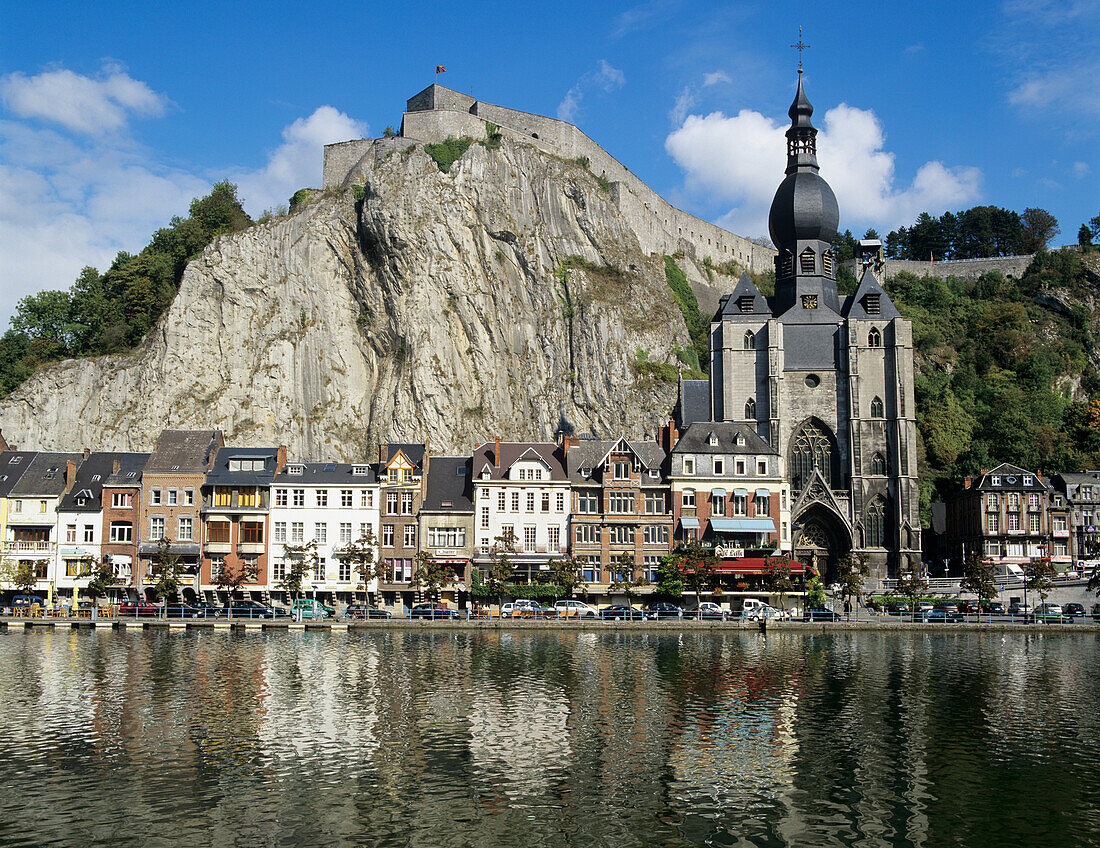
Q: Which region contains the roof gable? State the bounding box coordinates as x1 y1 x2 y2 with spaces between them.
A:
844 267 901 320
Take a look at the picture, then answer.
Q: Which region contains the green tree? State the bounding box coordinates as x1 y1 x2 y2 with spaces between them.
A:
214 556 260 616
336 528 378 605
13 562 38 594
411 551 449 603
80 554 120 601
804 573 827 610
835 552 869 614
1080 224 1094 247
279 538 317 602
895 560 928 616
763 554 795 612
548 555 582 600
609 552 650 606
1019 207 1059 253
10 290 77 351
148 536 184 605
959 550 997 603
487 527 518 601
1023 558 1056 608
654 552 685 599
669 540 718 606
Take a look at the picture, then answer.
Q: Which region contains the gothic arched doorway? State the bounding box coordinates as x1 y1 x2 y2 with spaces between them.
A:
793 507 850 586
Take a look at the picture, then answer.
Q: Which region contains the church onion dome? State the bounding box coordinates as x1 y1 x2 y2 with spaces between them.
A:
767 74 840 249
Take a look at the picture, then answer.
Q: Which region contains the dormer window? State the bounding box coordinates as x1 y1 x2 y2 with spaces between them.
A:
863 293 881 315
735 434 745 446
737 295 754 313
1023 475 1033 486
580 467 591 478
707 433 719 446
287 464 304 475
8 457 20 464
92 475 101 482
991 476 1001 486
799 247 815 274
352 465 367 475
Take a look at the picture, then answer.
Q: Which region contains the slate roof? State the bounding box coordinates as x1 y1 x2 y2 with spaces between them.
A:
421 456 473 512
145 430 222 474
205 447 280 487
58 452 148 513
843 267 901 320
103 453 151 488
7 452 83 497
384 443 425 472
672 422 778 457
272 461 378 485
677 379 712 427
471 442 567 481
0 451 36 498
565 438 668 482
963 463 1050 494
715 273 770 321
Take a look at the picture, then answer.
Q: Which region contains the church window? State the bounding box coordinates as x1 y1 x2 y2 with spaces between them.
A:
745 398 756 419
870 396 884 418
799 248 816 274
790 422 834 492
866 499 886 548
743 330 755 350
780 250 794 278
737 295 755 313
868 327 881 347
871 453 886 475
822 250 834 278
804 374 820 388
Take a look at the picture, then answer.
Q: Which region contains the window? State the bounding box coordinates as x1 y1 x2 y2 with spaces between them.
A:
210 558 224 581
316 490 328 507
10 500 20 513
735 458 745 475
743 330 755 350
112 492 133 508
556 491 565 512
177 517 193 541
733 495 747 516
1053 542 1068 557
352 465 368 476
612 461 630 480
737 295 754 313
870 453 886 475
313 559 325 582
314 523 327 544
757 459 768 475
526 492 535 512
149 517 165 540
501 525 514 547
711 492 726 514
1028 493 1040 510
822 250 834 278
65 524 78 543
541 492 550 512
791 422 834 491
428 527 466 547
480 506 489 529
150 488 162 506
608 492 635 514
362 490 374 508
714 458 724 475
799 247 815 274
987 513 999 533
400 493 414 515
683 457 696 475
341 489 353 507
608 525 633 545
1083 487 1094 501
1008 493 1020 510
382 525 394 547
404 525 416 548
339 560 351 582
576 525 599 544
868 327 881 347
755 495 770 516
682 489 696 508
287 464 303 475
523 526 537 552
273 560 286 582
1008 513 1020 532
163 489 176 506
386 492 399 514
292 489 305 507
866 499 886 548
290 522 304 544
183 489 194 506
208 521 231 543
109 522 132 543
275 489 288 507
576 491 599 513
745 398 756 419
644 492 665 514
863 293 881 315
238 489 256 508
1053 516 1068 531
643 525 669 545
870 396 884 418
991 476 1001 486
274 522 287 544
1029 514 1040 533
548 526 560 552
339 523 353 544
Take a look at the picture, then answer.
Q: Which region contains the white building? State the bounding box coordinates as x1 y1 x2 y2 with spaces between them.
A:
269 461 381 605
471 440 570 582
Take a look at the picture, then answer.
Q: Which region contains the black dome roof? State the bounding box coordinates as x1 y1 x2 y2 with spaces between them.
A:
767 170 839 248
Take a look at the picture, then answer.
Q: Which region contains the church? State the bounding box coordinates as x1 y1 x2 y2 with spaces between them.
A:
675 72 921 587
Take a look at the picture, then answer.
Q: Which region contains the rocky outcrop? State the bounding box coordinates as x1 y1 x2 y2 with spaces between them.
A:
0 139 697 458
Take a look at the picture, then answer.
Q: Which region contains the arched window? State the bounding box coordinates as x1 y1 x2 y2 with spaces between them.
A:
790 422 835 492
870 453 886 475
780 250 794 278
868 327 881 347
870 396 884 418
799 247 816 274
866 499 886 548
745 398 756 419
743 330 755 350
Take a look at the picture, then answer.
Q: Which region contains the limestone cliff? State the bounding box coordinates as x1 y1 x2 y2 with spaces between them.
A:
0 139 702 458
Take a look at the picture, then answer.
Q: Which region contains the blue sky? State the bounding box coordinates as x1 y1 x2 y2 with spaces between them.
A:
2 0 1096 328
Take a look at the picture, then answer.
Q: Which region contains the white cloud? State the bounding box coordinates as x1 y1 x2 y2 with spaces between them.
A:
1072 161 1091 177
702 71 731 87
0 64 168 135
558 61 625 122
1008 64 1100 116
612 0 680 38
232 106 367 214
669 71 731 125
665 103 982 237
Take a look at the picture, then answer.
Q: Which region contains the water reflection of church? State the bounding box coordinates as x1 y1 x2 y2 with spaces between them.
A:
670 72 921 589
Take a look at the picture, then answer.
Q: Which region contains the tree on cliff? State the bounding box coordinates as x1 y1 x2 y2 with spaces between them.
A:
1019 208 1060 253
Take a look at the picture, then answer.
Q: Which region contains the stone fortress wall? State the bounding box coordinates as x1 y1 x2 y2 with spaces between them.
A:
323 84 776 275
843 254 1035 281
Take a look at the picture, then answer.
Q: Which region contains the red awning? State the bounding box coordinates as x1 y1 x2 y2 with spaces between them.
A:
713 557 806 575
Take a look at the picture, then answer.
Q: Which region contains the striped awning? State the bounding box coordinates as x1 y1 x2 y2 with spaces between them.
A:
680 517 700 529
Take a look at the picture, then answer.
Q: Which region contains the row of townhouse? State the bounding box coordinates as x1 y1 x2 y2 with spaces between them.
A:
0 420 798 608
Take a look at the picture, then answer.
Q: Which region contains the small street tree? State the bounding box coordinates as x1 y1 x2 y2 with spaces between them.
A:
13 562 38 595
548 555 582 602
671 540 718 607
959 550 997 605
835 552 870 616
279 539 317 605
214 556 260 618
895 559 928 617
336 528 379 606
487 527 518 602
609 552 650 606
80 554 119 603
149 536 184 607
763 554 795 613
654 552 684 600
1023 558 1057 608
411 551 449 604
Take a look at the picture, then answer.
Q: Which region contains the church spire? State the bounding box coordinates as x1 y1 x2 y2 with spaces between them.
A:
785 74 819 175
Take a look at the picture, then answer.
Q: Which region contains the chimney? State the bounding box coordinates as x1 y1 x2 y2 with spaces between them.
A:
83 447 90 459
562 434 580 455
112 459 121 475
379 442 388 464
494 436 501 468
963 477 971 489
64 459 79 494
276 445 288 474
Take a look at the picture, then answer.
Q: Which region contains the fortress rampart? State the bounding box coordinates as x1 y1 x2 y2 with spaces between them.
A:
842 254 1036 281
323 84 775 274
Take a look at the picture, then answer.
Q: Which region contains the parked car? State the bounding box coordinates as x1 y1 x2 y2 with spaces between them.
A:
599 605 650 621
290 598 334 619
343 604 392 620
887 602 910 615
118 601 160 618
553 599 599 618
915 601 934 615
646 602 686 619
918 608 963 623
185 600 224 618
745 604 789 621
984 601 1006 615
410 603 459 620
1032 603 1073 624
802 608 841 622
165 603 205 618
686 602 728 620
1063 603 1086 618
934 602 960 615
1008 602 1033 617
502 599 554 619
959 600 981 615
223 599 284 619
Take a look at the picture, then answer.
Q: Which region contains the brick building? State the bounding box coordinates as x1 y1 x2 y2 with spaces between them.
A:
100 452 150 597
377 443 428 608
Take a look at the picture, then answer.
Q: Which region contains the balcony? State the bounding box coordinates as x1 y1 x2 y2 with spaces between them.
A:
205 541 231 554
1 540 55 555
238 542 265 555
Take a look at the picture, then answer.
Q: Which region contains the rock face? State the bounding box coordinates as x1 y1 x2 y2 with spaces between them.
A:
0 139 702 458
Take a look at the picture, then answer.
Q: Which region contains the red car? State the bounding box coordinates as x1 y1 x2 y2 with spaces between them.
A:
118 601 160 618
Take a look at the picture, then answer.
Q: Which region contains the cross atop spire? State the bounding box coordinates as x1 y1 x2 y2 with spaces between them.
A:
791 26 810 73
